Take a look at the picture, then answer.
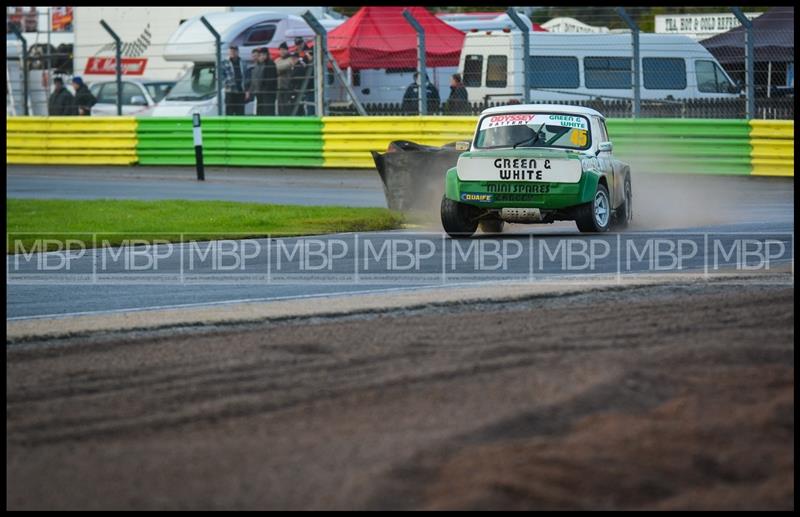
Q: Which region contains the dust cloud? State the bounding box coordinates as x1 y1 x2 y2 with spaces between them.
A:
630 172 789 230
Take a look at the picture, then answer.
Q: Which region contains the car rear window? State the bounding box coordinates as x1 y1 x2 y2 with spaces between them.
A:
474 112 592 151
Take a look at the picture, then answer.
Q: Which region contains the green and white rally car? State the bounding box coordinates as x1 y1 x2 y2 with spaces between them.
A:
441 104 633 237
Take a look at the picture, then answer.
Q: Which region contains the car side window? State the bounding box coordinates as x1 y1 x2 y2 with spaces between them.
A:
595 118 609 142
643 57 686 90
121 82 141 105
96 83 117 104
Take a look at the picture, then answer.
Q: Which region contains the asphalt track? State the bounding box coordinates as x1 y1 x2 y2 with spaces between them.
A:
7 165 386 207
6 167 795 320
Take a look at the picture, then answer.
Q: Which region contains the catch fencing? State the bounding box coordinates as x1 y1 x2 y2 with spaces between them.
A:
6 7 793 120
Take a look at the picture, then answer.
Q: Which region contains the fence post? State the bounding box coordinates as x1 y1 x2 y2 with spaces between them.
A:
615 8 641 118
10 26 28 116
99 20 123 116
193 113 205 181
305 11 365 116
506 8 530 104
199 16 223 116
403 9 427 116
302 10 327 116
731 8 755 119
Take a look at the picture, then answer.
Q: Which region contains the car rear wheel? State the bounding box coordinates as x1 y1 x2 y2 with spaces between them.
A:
479 219 504 234
441 196 480 238
575 183 611 233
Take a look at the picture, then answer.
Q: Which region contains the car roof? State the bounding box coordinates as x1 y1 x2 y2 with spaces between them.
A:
88 80 175 86
481 104 605 119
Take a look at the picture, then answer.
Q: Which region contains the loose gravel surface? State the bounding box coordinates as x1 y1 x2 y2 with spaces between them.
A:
6 278 794 510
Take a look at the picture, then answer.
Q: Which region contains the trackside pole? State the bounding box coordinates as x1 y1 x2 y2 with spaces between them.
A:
731 7 755 119
403 9 427 115
193 113 205 181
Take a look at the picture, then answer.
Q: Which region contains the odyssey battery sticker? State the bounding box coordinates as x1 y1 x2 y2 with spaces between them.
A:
480 113 588 131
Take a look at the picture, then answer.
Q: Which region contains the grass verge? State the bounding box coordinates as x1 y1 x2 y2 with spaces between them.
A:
7 199 404 253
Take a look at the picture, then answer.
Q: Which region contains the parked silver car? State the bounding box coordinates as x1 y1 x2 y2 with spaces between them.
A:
89 80 175 116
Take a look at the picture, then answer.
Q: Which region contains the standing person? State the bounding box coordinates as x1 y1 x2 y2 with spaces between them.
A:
288 52 308 115
247 48 277 116
71 76 95 116
294 36 311 64
445 73 469 114
48 77 74 116
401 72 440 115
301 47 315 116
274 42 294 115
222 45 247 116
294 38 315 115
245 48 260 115
259 47 278 115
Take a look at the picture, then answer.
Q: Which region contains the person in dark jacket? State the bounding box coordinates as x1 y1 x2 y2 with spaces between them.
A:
48 77 74 116
247 48 277 115
401 72 440 115
289 52 313 116
71 76 96 115
445 73 470 114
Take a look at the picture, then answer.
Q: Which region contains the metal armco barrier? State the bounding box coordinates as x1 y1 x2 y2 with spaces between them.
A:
6 117 138 165
749 120 793 177
4 116 793 177
136 117 324 167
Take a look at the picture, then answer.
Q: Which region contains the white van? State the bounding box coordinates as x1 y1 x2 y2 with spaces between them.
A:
152 11 343 116
458 31 741 104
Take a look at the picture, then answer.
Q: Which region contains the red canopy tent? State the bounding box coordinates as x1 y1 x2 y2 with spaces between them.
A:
327 7 466 71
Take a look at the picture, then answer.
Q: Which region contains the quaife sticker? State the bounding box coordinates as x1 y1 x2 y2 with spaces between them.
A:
460 193 494 203
480 113 588 131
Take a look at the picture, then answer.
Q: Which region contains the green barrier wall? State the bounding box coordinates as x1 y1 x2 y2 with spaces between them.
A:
136 117 324 167
606 119 752 175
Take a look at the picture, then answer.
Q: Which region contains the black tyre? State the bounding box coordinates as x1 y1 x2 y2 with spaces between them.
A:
441 196 480 238
575 183 612 233
479 219 504 234
612 177 633 230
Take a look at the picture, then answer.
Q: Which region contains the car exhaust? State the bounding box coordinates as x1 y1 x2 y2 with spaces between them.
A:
500 207 544 223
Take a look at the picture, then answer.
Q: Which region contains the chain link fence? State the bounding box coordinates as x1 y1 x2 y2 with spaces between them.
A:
6 6 794 119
